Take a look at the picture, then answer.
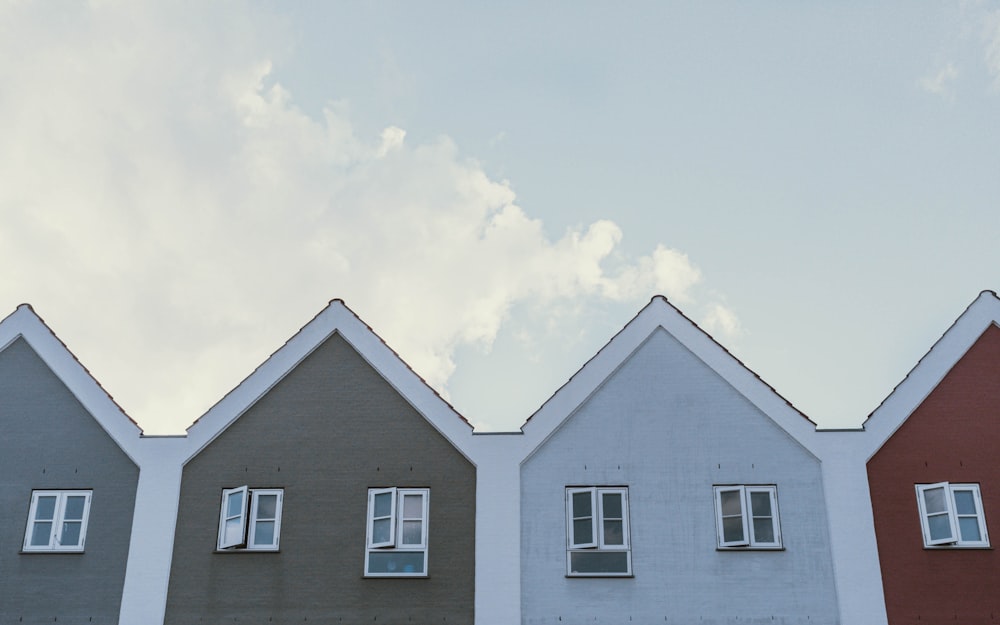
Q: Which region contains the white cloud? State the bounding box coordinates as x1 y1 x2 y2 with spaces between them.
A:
0 1 737 432
918 63 959 98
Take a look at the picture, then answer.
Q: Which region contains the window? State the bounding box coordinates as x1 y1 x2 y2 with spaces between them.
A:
217 486 283 551
565 487 631 576
915 482 989 548
714 485 782 549
365 487 429 576
23 490 92 552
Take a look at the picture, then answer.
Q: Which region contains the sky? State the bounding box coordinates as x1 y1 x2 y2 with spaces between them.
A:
1 1 999 434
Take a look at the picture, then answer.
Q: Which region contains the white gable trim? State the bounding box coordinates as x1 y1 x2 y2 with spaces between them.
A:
183 300 475 465
519 296 819 460
0 304 144 464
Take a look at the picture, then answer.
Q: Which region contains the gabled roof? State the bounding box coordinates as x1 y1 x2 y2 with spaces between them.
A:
860 290 1000 460
0 303 144 464
184 299 475 464
519 295 819 456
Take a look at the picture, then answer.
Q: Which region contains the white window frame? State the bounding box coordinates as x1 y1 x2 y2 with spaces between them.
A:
364 487 429 577
22 490 92 552
217 486 283 551
565 486 631 576
915 482 989 548
713 485 782 550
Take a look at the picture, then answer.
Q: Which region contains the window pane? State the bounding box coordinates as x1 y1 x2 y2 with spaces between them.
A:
752 518 774 543
720 490 742 516
401 519 422 545
722 516 745 543
372 518 391 544
927 513 953 541
63 496 87 521
923 487 947 514
958 517 982 542
226 491 244 517
573 519 594 545
253 520 275 546
368 551 425 574
31 522 52 546
60 521 82 546
35 496 57 521
602 493 622 519
603 520 624 545
402 494 422 518
224 517 243 545
256 494 277 519
569 551 629 574
373 492 392 518
572 491 592 518
953 490 977 515
750 491 771 517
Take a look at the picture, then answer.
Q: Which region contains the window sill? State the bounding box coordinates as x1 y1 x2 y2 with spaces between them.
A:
922 544 993 550
213 548 281 554
566 573 634 578
20 549 85 554
716 546 785 551
363 574 430 579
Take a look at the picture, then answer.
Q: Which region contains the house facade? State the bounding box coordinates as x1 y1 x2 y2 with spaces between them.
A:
0 305 142 624
865 291 1000 624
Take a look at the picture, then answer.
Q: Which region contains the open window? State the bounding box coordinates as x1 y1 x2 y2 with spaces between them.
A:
565 486 631 576
714 485 782 549
916 482 989 548
22 490 92 552
365 487 429 576
217 486 283 551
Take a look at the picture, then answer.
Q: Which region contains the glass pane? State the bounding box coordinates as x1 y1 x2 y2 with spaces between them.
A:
60 521 82 546
569 551 629 574
256 494 277 519
226 491 244 517
923 487 947 514
753 518 774 543
31 521 52 546
372 518 391 544
253 520 275 546
603 520 624 545
928 513 953 541
373 492 392 518
720 491 742 516
35 496 57 521
402 494 422 518
573 519 593 545
401 519 422 545
954 490 976 515
64 496 87 521
224 517 243 545
959 517 982 542
750 491 771 517
722 517 744 543
572 492 592 518
602 493 622 519
368 551 425 574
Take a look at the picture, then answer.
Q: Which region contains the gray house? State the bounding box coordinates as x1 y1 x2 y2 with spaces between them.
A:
517 296 841 624
162 300 478 623
0 304 143 624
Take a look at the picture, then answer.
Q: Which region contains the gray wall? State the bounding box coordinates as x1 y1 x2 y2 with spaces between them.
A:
0 338 139 624
164 332 476 623
521 328 840 624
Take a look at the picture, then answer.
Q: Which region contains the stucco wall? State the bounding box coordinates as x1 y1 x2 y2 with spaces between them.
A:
164 332 476 623
521 328 839 624
0 338 139 624
868 324 1000 624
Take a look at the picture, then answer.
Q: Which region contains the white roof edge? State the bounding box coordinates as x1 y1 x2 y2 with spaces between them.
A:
0 304 144 465
183 300 476 465
519 296 819 461
860 290 1000 459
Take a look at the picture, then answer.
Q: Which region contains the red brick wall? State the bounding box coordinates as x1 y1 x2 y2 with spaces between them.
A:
868 324 1000 625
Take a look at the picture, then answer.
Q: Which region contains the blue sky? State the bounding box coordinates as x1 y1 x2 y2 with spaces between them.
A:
2 2 998 433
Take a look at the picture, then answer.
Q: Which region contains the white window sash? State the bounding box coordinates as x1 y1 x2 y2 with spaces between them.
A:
397 489 427 549
746 486 781 547
23 490 92 552
218 485 250 549
567 488 598 549
715 486 750 548
916 482 958 546
368 487 398 549
951 485 989 546
596 488 629 550
247 489 283 550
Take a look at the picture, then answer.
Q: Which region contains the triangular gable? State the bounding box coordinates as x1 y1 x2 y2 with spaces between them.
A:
184 299 475 464
861 290 1000 460
0 304 143 464
519 295 818 458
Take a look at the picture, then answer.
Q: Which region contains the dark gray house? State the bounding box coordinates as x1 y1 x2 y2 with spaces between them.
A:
163 300 478 623
0 304 143 624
